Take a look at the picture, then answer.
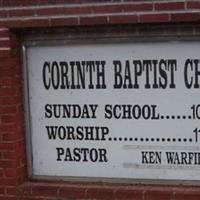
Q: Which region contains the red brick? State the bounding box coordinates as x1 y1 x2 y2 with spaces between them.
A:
0 168 3 177
16 107 24 116
0 187 5 194
25 0 37 5
0 178 18 186
6 187 17 195
35 7 64 16
86 188 114 200
0 106 17 114
15 140 26 155
0 143 15 150
176 193 200 200
0 124 16 132
140 14 169 23
2 133 17 142
0 40 10 47
51 17 79 26
145 191 172 200
0 69 19 77
36 6 92 16
16 166 27 177
187 1 200 9
0 29 10 37
1 115 18 124
0 78 20 86
115 189 143 200
109 15 138 24
0 68 13 78
17 184 31 196
56 0 73 4
0 59 20 68
85 0 116 2
171 13 200 22
36 0 56 5
0 50 10 58
155 2 185 11
1 0 28 6
0 161 17 168
60 186 86 198
19 198 44 200
8 9 35 17
0 19 50 28
17 176 26 185
93 4 122 13
5 67 21 77
123 3 153 12
2 151 17 160
1 0 71 6
15 129 25 139
17 154 26 164
64 6 93 15
0 78 14 86
0 10 7 17
13 113 24 125
0 197 16 200
0 87 16 96
4 168 17 177
32 185 59 197
0 96 21 105
80 16 108 25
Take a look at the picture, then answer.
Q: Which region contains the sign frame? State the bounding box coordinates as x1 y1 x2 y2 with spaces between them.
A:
22 36 200 185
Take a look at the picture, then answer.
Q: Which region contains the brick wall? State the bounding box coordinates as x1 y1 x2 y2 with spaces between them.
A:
1 0 200 199
0 28 27 200
0 1 200 27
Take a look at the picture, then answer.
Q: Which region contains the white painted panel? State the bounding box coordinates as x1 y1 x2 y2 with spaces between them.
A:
25 41 200 181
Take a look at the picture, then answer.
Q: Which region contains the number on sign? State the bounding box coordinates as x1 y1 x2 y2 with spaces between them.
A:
193 128 200 142
191 105 200 119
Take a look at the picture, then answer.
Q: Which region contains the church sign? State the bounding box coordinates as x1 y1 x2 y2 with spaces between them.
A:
24 41 200 181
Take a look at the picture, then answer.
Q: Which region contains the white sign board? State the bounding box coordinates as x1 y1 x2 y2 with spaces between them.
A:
25 41 200 181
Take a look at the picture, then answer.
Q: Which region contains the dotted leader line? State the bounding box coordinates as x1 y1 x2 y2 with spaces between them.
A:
160 115 192 120
108 137 193 143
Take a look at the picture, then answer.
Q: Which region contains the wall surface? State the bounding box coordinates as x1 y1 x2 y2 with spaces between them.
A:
1 0 200 199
